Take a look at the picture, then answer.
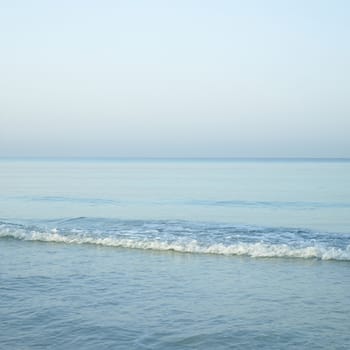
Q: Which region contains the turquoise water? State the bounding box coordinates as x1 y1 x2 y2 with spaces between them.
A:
1 159 350 349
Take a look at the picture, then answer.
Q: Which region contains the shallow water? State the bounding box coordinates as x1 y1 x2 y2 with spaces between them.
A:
1 159 349 349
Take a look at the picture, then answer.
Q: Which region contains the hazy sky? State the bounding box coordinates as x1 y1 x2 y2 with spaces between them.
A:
1 0 349 157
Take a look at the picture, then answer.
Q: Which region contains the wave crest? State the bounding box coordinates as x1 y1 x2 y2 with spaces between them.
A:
1 224 349 261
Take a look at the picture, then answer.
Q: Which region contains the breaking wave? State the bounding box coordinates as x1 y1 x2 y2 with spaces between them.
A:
1 218 349 261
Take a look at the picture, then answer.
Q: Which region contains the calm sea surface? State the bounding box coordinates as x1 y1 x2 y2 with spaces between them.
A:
1 159 349 349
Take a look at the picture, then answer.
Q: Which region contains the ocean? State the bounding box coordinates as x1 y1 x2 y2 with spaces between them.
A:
1 158 349 349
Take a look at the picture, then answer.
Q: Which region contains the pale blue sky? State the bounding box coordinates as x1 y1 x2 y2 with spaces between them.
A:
1 0 349 157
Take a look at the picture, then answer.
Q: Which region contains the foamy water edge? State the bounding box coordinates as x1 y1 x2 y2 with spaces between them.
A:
1 228 349 261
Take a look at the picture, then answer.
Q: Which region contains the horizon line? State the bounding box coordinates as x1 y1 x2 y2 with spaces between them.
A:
1 156 350 162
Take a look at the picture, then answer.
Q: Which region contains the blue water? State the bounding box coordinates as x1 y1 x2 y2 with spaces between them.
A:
1 158 350 349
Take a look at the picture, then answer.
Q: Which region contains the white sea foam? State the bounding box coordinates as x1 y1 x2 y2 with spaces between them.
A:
1 228 349 261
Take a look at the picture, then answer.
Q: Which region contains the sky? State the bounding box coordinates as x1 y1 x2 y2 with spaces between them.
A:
0 0 349 158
